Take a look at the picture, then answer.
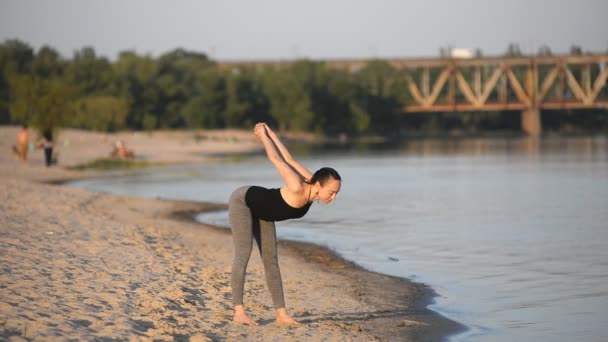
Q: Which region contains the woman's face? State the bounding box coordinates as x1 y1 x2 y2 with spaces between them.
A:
318 178 341 204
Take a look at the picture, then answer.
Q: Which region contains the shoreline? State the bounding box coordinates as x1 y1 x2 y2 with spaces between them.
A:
137 184 467 340
1 126 465 341
148 196 466 341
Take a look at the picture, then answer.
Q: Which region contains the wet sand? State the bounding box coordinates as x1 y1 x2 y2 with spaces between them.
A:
0 126 464 341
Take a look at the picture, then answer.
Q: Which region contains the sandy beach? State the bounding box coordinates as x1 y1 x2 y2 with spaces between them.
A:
0 126 463 341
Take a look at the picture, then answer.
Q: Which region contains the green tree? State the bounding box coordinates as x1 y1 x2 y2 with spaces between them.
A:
355 60 402 135
222 69 272 128
32 46 65 78
71 96 128 131
9 75 74 135
570 45 583 55
311 66 369 135
537 45 553 56
112 51 160 129
223 72 250 127
182 68 225 128
0 39 34 123
505 43 523 57
154 49 213 128
261 61 315 131
65 47 113 96
0 39 34 74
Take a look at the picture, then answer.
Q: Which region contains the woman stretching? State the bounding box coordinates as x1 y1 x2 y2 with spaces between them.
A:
229 122 342 326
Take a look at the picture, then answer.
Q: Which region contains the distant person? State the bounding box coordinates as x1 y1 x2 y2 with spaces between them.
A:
13 124 30 161
111 140 134 160
228 122 342 326
36 129 56 167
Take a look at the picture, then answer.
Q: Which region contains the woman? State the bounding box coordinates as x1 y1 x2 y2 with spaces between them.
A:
229 122 341 326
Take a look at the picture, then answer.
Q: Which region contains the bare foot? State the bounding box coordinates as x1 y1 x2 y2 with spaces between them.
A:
275 308 301 326
233 306 259 326
234 312 258 326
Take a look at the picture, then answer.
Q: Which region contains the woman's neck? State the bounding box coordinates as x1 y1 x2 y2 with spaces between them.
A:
307 182 314 203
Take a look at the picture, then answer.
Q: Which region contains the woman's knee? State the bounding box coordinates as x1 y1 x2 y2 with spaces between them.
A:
232 253 249 268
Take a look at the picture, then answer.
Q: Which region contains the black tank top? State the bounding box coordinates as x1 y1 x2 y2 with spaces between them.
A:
245 186 312 222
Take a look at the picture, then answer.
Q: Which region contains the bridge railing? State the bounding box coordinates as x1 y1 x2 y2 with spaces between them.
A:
385 55 608 113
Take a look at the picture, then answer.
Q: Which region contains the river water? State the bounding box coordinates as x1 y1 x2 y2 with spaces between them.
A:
68 136 608 341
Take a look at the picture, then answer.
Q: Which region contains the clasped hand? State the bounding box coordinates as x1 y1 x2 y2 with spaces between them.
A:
253 122 273 139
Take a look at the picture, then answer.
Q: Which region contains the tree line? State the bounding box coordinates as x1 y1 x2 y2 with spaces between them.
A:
1 39 606 138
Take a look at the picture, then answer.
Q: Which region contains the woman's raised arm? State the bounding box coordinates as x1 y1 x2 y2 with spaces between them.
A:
254 123 305 193
261 124 313 182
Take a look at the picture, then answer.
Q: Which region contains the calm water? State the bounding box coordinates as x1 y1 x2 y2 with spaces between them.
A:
68 137 608 341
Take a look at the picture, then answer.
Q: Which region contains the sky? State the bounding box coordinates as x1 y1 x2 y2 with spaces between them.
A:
1 0 607 62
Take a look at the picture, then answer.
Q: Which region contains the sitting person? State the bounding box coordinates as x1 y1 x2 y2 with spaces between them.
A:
110 140 135 160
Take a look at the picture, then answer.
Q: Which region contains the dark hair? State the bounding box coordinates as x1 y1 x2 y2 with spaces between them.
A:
43 129 53 141
310 167 341 186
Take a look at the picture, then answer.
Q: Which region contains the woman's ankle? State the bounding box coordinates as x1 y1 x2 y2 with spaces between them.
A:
275 308 288 316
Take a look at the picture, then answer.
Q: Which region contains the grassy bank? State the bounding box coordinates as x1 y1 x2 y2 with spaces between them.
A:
68 158 152 171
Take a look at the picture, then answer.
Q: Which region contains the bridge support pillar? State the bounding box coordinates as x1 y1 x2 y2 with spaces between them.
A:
522 109 541 136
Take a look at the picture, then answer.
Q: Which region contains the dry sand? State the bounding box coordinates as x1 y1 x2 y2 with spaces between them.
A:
0 126 464 341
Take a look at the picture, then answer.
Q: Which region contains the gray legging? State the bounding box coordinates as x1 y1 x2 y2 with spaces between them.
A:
229 186 285 308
